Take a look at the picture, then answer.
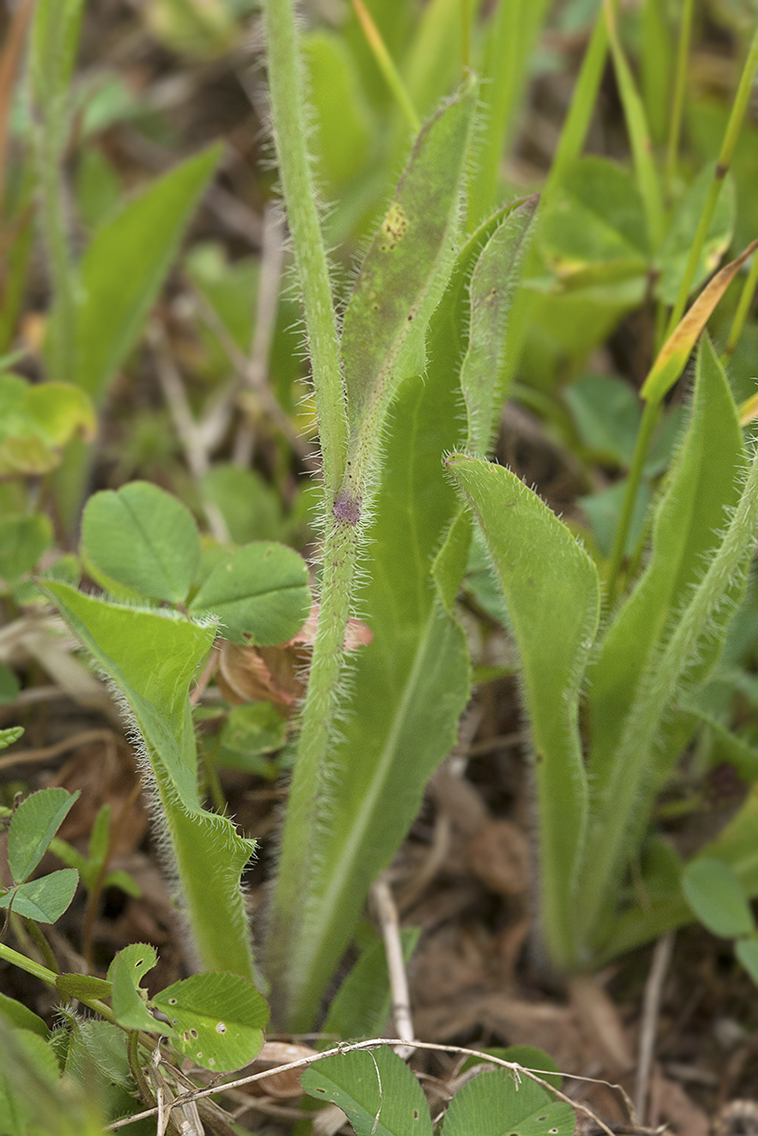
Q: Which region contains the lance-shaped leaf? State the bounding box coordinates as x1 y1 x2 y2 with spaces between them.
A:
71 146 221 403
341 77 477 477
578 411 758 950
587 338 744 783
578 339 747 947
264 206 532 1028
434 199 538 612
300 1047 433 1136
641 239 758 404
43 583 255 979
461 196 538 457
446 455 600 969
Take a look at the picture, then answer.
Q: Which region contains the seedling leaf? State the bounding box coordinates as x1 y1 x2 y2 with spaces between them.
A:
441 1069 575 1136
189 542 310 645
0 870 79 923
735 938 758 985
152 972 269 1072
8 788 80 883
82 481 201 604
0 514 53 583
300 1046 433 1136
682 857 755 938
109 943 172 1035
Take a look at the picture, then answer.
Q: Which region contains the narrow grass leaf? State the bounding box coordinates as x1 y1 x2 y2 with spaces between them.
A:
43 583 256 979
321 929 419 1046
71 146 220 402
7 788 78 883
655 163 735 304
470 0 553 224
642 239 758 404
189 542 310 645
441 1070 575 1136
446 455 599 969
300 1046 432 1136
152 973 269 1072
603 0 664 249
682 858 756 938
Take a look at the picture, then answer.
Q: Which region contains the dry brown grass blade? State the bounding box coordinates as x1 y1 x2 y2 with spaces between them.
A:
642 238 758 403
0 0 34 217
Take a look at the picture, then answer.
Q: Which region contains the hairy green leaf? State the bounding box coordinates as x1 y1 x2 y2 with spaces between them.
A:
446 455 599 968
43 583 255 979
341 78 477 477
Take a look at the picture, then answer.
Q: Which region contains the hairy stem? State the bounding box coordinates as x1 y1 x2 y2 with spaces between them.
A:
265 510 360 1021
261 0 347 496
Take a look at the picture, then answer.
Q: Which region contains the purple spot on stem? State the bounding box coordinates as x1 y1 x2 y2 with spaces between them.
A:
333 495 361 525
